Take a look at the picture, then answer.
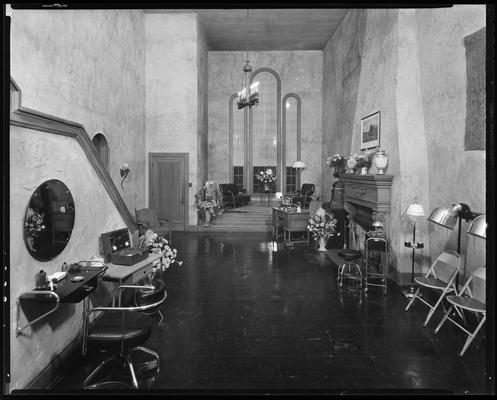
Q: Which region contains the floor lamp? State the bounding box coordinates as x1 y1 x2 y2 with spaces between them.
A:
402 199 426 298
292 161 305 189
427 202 481 290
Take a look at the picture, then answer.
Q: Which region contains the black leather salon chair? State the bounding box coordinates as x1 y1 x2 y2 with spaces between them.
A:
135 279 167 326
82 282 167 389
219 184 251 208
291 183 315 209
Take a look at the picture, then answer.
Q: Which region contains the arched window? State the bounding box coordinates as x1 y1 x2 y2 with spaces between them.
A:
282 93 302 192
92 133 109 171
228 68 302 196
229 93 247 191
250 68 281 194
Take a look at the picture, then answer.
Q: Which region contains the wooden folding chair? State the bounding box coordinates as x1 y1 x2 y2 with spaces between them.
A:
405 250 461 327
434 266 486 356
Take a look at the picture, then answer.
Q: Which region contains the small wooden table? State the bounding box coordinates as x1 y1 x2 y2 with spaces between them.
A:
272 207 310 246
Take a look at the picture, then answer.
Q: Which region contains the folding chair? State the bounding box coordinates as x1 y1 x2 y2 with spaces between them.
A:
434 266 486 356
405 250 461 327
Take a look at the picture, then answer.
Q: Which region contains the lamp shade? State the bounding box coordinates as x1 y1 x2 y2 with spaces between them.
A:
292 161 306 169
405 203 426 218
372 221 383 228
427 206 458 230
467 214 486 239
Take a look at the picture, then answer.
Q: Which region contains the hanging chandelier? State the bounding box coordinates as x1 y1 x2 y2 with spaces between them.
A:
237 9 259 110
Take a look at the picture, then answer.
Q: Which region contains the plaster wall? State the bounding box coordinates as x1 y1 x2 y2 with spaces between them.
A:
9 126 127 390
208 51 323 197
9 9 146 212
323 10 404 273
415 5 486 278
323 6 486 281
198 19 209 189
144 13 200 225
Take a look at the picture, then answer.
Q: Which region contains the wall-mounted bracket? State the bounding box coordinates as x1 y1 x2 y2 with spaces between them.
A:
16 291 60 337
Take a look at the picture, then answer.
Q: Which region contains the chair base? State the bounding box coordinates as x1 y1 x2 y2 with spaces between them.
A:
83 346 159 390
337 261 363 289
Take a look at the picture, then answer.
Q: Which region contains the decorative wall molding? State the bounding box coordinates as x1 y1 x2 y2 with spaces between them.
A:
9 77 137 233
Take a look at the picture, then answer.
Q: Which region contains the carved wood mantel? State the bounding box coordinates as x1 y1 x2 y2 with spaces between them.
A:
339 174 393 240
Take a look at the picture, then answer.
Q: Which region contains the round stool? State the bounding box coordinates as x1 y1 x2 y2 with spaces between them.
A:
337 249 363 289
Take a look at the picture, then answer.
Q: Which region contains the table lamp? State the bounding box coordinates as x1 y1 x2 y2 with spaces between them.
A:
403 198 426 297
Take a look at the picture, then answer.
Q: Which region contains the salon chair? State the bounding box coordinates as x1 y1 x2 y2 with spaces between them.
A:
82 282 167 389
291 183 315 209
219 184 251 208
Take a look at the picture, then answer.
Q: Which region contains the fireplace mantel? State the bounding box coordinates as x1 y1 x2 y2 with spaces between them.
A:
340 174 393 212
339 174 393 240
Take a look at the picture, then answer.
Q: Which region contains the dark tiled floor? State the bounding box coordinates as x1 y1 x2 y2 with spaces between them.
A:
52 232 489 394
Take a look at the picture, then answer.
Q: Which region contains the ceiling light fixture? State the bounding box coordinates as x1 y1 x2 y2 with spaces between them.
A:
236 9 259 110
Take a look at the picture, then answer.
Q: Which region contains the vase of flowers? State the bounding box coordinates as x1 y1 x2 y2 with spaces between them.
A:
307 207 338 252
326 154 347 176
194 186 223 226
25 208 46 252
355 151 373 174
138 229 182 281
373 149 388 174
346 154 358 173
256 168 276 189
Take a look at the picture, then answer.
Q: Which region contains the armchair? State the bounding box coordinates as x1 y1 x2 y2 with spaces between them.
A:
291 183 315 209
219 184 251 208
135 208 172 243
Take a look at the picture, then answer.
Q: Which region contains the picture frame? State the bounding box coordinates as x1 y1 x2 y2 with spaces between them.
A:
360 111 380 150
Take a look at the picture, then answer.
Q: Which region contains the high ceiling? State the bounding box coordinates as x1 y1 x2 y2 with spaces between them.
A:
144 9 350 51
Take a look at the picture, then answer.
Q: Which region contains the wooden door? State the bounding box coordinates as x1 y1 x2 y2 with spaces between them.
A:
149 153 189 231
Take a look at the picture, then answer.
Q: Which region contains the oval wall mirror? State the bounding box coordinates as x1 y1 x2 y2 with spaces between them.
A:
24 179 75 261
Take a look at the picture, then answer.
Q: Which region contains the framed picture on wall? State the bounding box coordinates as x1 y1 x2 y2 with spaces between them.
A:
360 111 380 149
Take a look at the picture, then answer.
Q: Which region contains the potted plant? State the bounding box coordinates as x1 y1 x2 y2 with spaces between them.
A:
307 207 338 252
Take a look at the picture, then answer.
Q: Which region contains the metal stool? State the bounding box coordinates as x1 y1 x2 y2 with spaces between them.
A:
337 249 363 289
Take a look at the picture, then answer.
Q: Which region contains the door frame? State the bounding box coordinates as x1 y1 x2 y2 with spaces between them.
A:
148 152 189 231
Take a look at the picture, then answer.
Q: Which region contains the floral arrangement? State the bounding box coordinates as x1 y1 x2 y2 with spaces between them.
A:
325 154 347 171
25 209 46 239
307 207 338 240
197 199 223 216
138 229 182 278
194 187 223 216
256 168 276 183
351 151 373 169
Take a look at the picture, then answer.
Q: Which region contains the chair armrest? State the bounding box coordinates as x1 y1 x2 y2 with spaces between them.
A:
112 285 155 306
226 191 236 205
158 217 171 225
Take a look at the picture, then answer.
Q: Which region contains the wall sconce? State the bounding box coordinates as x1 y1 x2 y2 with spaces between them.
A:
120 163 130 189
403 198 426 297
